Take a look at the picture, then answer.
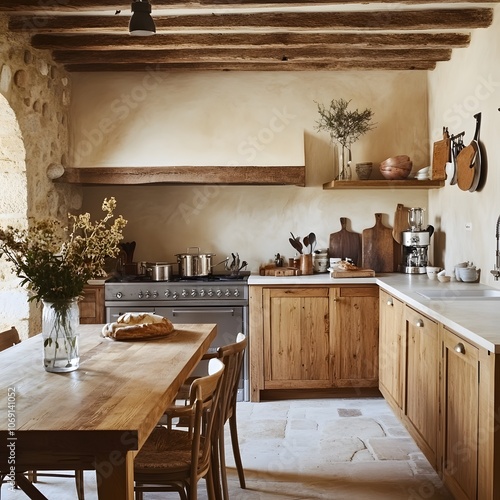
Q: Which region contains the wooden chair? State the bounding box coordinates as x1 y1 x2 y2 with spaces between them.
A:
0 327 85 500
163 333 248 500
134 358 225 500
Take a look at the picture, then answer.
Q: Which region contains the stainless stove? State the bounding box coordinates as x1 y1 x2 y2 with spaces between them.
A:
105 273 249 401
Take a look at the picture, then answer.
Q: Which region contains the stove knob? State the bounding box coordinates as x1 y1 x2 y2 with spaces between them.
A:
224 289 231 297
190 289 197 297
199 289 206 297
152 291 159 298
138 291 144 299
145 291 151 298
207 289 214 297
181 289 188 298
164 289 171 298
172 292 178 300
234 289 240 297
115 292 123 299
216 289 223 297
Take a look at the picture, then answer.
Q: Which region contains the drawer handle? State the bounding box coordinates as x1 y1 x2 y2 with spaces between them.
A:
416 319 424 328
386 299 393 306
454 343 466 354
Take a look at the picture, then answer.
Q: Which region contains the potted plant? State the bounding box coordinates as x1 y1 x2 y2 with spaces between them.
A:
315 98 376 180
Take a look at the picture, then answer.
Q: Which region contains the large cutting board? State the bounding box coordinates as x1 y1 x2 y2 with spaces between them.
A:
431 127 450 181
362 213 398 273
328 217 362 266
393 203 410 244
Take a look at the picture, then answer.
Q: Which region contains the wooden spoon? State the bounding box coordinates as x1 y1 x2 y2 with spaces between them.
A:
308 233 316 253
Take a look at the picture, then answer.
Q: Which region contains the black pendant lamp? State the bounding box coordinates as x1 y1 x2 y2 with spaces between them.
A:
129 0 156 36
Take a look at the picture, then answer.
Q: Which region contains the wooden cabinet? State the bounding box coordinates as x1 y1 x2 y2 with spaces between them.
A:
332 286 379 387
440 327 479 500
403 305 439 468
378 290 404 411
249 284 379 401
79 285 105 324
263 287 331 389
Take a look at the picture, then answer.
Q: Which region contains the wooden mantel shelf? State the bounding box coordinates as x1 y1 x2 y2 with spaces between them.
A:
323 179 445 190
56 166 305 186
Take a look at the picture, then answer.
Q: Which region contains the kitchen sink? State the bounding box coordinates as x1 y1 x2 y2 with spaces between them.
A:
416 289 500 300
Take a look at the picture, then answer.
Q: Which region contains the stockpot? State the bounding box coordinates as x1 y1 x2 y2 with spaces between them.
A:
176 247 225 277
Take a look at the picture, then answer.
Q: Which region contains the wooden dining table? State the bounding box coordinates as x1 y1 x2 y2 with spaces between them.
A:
0 322 217 499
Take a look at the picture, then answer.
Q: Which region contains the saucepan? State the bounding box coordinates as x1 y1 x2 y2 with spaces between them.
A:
144 262 176 281
176 247 228 277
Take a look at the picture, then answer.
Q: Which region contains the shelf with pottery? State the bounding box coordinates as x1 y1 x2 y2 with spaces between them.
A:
323 179 444 190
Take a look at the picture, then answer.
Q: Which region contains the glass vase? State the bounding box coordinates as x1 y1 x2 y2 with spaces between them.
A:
42 298 80 373
337 145 352 181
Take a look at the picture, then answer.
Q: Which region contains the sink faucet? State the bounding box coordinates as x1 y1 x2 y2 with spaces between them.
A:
491 215 500 280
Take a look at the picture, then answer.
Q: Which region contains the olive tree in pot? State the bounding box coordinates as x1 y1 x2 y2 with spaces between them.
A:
314 98 376 180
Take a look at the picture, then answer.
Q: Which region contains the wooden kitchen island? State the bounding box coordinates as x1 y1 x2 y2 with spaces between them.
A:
0 323 216 499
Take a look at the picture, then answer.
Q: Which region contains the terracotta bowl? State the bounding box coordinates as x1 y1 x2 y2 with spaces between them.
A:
380 162 413 180
380 155 411 169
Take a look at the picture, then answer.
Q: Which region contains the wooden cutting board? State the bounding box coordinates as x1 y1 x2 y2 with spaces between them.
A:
393 203 410 244
431 127 450 181
331 268 375 278
362 213 397 273
328 217 362 266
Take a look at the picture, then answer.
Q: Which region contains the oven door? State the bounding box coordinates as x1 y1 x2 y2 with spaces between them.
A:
106 305 249 401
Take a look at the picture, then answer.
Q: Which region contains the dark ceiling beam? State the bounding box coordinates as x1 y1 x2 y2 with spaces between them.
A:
0 0 498 12
9 9 494 33
64 60 437 72
31 32 471 50
52 47 451 64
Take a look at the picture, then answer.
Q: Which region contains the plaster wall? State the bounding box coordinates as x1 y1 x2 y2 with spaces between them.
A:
74 71 430 270
428 5 500 287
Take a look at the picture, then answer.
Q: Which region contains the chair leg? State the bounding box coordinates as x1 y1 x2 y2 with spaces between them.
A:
229 412 246 489
75 470 85 500
218 430 229 500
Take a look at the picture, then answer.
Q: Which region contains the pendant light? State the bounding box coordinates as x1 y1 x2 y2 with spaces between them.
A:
129 0 156 36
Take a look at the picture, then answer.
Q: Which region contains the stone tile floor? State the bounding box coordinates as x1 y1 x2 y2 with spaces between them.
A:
3 397 452 499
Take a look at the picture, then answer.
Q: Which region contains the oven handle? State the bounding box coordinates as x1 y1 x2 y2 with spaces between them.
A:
171 308 236 316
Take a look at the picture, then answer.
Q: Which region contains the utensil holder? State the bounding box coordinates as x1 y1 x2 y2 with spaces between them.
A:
300 254 313 275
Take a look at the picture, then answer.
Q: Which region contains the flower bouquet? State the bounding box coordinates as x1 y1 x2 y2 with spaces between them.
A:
0 198 127 371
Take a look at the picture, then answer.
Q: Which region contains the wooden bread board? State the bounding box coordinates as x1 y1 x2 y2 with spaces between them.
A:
432 128 450 181
328 217 362 266
331 268 375 278
259 264 301 276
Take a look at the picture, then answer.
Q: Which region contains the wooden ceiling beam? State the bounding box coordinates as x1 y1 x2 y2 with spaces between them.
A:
63 60 437 71
9 9 493 33
1 0 498 13
52 47 451 64
31 32 471 50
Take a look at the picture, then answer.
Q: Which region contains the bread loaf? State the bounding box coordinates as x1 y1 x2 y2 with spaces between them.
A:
101 313 174 340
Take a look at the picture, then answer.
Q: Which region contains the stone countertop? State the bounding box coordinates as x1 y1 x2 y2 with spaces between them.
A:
248 272 500 353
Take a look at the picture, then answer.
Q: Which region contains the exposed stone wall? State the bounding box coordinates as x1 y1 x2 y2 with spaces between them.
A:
0 14 80 339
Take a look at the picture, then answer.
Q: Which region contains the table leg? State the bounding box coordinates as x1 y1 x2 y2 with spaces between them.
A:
14 474 48 500
95 451 135 499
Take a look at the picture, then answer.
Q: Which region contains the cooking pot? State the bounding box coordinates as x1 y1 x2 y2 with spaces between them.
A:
176 247 226 277
144 262 175 281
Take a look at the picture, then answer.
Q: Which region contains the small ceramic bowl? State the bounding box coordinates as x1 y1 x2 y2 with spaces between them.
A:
426 266 441 280
437 275 451 283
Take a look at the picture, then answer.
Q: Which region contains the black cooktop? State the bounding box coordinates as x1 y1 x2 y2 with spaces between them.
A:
107 271 250 284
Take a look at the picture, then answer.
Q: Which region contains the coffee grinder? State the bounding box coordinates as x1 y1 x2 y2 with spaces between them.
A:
400 208 434 274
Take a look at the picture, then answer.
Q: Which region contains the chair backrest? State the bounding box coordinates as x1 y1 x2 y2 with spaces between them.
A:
0 327 20 352
189 357 225 484
214 333 248 424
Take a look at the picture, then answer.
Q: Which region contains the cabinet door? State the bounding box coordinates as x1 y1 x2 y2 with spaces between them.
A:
441 328 479 500
79 285 105 324
379 290 404 411
263 287 330 389
333 286 379 387
404 306 439 468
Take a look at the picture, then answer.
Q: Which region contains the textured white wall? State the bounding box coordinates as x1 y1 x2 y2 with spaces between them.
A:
72 70 431 272
428 5 500 286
